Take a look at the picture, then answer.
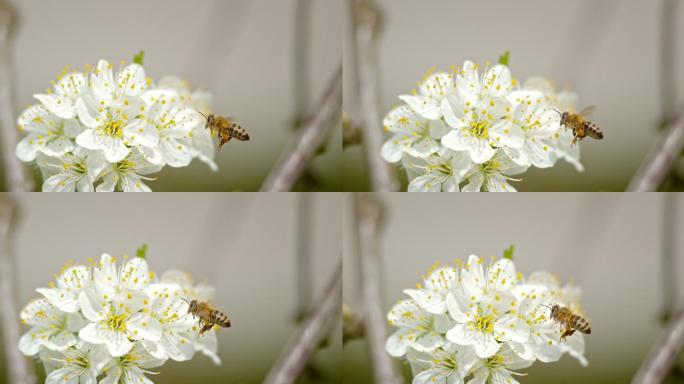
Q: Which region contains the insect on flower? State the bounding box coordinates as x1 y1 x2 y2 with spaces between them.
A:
181 298 232 335
544 303 591 339
556 106 604 146
198 111 250 150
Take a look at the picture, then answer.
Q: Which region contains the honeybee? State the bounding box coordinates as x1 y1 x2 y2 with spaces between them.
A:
198 111 250 150
556 106 604 146
546 304 591 339
181 298 232 336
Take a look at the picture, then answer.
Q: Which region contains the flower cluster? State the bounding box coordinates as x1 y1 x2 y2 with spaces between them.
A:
16 59 218 192
386 255 589 384
19 252 221 383
381 59 584 192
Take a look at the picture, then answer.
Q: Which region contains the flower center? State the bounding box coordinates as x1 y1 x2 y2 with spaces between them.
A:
468 120 489 139
426 162 452 176
484 354 505 369
103 119 125 138
471 314 495 334
105 313 127 332
479 160 501 175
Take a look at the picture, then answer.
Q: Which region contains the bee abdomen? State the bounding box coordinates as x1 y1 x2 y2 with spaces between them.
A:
210 309 232 328
573 316 591 334
583 121 603 140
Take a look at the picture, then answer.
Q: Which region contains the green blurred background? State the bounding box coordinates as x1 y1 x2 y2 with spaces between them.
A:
0 0 342 192
0 193 342 383
343 193 684 383
343 0 684 191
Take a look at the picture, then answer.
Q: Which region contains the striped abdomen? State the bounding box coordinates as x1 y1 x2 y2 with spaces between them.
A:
571 315 591 334
210 309 231 328
583 121 603 140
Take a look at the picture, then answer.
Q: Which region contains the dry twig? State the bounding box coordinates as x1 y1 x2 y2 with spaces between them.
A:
352 0 399 191
355 193 402 383
0 5 32 192
627 115 684 191
632 312 684 384
260 65 342 192
264 262 342 384
0 197 36 384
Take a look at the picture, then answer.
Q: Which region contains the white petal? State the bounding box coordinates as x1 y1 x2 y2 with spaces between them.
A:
385 329 411 357
34 93 76 119
18 328 44 355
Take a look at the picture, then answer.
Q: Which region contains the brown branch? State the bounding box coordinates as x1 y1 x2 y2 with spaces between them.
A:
632 312 684 384
0 5 32 192
264 262 341 384
627 114 684 191
355 193 402 383
0 197 36 384
260 65 342 192
352 0 399 192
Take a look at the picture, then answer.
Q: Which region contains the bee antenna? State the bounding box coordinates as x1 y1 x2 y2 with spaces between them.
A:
539 304 551 309
552 108 561 115
196 110 208 120
180 297 190 305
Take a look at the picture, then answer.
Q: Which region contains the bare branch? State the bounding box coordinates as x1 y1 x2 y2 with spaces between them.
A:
352 0 399 192
264 262 341 384
355 193 402 383
632 312 684 384
0 197 36 384
627 114 684 191
260 65 342 192
0 5 33 192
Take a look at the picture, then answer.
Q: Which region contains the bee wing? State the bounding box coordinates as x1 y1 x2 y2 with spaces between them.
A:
578 106 596 118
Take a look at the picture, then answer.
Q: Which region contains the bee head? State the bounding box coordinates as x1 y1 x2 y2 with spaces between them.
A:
560 111 569 125
550 304 559 317
205 114 215 128
181 297 197 313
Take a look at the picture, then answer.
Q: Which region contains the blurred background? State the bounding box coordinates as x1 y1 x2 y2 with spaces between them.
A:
343 0 684 191
0 193 342 383
343 193 684 383
0 0 342 191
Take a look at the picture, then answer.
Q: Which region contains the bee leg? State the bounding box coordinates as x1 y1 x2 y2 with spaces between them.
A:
561 326 575 340
199 321 214 336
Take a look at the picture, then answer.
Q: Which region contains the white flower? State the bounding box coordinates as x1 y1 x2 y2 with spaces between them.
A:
522 77 584 172
35 148 106 192
403 266 458 314
141 89 202 167
157 76 218 171
445 289 528 358
19 249 222 382
142 283 197 361
96 148 162 192
100 342 166 384
399 72 456 120
34 71 87 119
468 345 532 384
385 299 453 357
387 254 590 383
18 299 84 356
75 60 157 162
441 96 522 164
78 254 162 356
37 265 91 312
461 151 528 192
407 345 478 384
15 105 82 162
402 150 471 192
381 105 449 162
38 343 110 384
505 90 562 168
